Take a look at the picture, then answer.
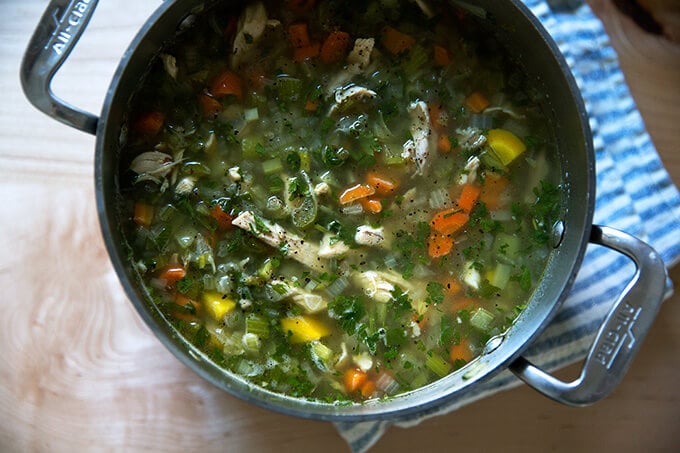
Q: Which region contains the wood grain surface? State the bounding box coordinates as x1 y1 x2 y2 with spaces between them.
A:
1 1 679 452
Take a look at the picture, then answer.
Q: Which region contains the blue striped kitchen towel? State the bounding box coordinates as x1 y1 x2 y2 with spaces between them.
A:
334 0 680 450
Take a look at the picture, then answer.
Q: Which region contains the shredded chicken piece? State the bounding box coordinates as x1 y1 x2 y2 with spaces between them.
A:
159 54 177 79
458 156 480 185
175 176 196 195
352 270 416 303
347 38 375 72
456 127 487 151
231 2 268 68
329 85 377 115
462 261 481 290
228 166 241 182
402 100 435 176
318 233 350 258
231 211 328 273
354 225 385 247
130 151 179 185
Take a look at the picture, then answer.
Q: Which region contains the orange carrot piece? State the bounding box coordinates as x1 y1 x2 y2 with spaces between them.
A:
287 0 316 13
288 22 311 49
382 26 415 55
430 210 469 235
450 340 473 363
305 99 319 112
464 91 490 113
134 111 165 137
159 266 186 284
360 380 376 398
344 368 368 393
457 184 481 213
433 44 451 67
428 231 454 258
293 42 321 62
133 202 154 227
480 173 509 210
339 183 376 204
450 296 477 313
320 31 351 64
438 134 452 153
210 70 243 100
365 172 398 195
443 278 462 295
210 205 234 231
360 198 382 214
198 94 223 119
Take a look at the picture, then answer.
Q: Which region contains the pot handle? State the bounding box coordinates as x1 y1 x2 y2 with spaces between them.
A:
509 225 667 406
21 0 100 135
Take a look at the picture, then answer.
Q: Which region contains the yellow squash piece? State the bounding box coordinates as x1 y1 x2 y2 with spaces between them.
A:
281 316 331 343
486 129 526 166
202 291 236 321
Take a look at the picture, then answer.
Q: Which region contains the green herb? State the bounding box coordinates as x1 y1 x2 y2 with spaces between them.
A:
177 276 194 294
328 295 366 335
425 282 445 305
530 180 561 245
511 265 532 291
286 151 302 172
478 279 501 299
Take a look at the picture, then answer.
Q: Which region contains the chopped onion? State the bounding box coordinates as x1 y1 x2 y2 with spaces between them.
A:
470 113 493 130
340 203 364 215
428 188 451 209
326 276 350 297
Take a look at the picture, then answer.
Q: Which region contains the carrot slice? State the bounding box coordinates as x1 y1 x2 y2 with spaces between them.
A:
433 44 451 67
457 184 481 213
480 173 509 210
198 94 222 118
210 70 243 100
134 111 165 137
158 266 186 284
305 99 319 112
443 278 462 295
450 340 473 363
438 134 452 153
428 231 454 258
430 210 469 235
360 380 376 398
320 31 351 64
210 205 234 231
339 183 376 204
344 368 368 393
288 22 311 48
133 202 153 227
360 198 382 214
464 91 490 113
293 42 321 62
365 172 398 195
382 26 415 55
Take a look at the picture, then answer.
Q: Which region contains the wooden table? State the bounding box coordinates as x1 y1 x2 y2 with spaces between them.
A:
2 1 679 451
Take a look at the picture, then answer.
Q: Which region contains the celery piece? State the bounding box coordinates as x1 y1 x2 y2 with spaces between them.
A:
262 158 283 175
490 262 513 290
242 333 261 352
470 307 495 332
241 136 261 159
246 315 270 339
276 76 303 101
401 44 428 78
425 354 452 377
494 232 521 265
384 155 406 166
310 340 333 370
244 107 259 123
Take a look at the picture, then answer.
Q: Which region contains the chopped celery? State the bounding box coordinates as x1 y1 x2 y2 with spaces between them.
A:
489 262 512 290
470 307 495 332
401 44 428 77
262 158 283 175
275 76 303 101
244 107 259 122
310 341 333 370
494 232 521 265
246 315 270 339
425 354 451 377
242 333 262 352
241 136 261 158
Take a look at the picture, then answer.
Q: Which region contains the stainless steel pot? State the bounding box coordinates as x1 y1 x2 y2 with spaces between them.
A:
21 0 668 422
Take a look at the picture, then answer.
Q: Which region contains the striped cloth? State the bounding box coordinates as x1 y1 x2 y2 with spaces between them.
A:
335 1 680 450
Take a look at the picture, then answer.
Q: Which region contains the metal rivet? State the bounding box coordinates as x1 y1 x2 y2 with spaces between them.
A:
551 220 565 248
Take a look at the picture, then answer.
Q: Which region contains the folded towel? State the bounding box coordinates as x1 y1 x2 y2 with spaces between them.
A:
334 1 680 450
